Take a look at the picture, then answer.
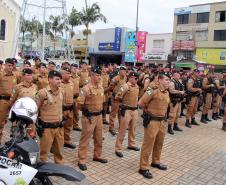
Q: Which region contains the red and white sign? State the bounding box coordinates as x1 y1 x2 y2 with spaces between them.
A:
172 40 195 51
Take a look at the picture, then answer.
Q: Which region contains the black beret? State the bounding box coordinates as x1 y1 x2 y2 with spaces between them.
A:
22 68 33 75
91 66 101 75
48 70 62 78
48 61 56 66
159 72 171 79
128 72 139 79
61 67 71 73
11 58 18 63
23 60 31 66
39 62 47 68
5 58 14 64
71 63 78 68
119 66 127 70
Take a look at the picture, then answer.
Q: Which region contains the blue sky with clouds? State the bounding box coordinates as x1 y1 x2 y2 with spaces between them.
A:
15 0 225 33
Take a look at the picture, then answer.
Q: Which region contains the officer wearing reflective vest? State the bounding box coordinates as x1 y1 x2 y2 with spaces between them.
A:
138 73 170 179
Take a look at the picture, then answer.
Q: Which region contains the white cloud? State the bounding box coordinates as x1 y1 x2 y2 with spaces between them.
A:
15 0 226 33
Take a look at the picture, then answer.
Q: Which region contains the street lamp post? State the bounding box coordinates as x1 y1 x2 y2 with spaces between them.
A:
134 0 140 67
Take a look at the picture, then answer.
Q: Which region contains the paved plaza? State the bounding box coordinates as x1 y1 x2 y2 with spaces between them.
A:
2 110 226 185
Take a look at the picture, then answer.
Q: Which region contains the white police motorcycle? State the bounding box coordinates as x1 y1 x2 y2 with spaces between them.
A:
0 97 85 185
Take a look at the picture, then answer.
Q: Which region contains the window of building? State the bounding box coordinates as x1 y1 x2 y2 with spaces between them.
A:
214 30 226 41
0 20 6 40
195 31 208 41
153 40 164 49
177 14 189 24
197 12 209 23
216 11 226 22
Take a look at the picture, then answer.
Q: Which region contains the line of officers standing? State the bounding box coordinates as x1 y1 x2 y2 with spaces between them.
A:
0 57 226 179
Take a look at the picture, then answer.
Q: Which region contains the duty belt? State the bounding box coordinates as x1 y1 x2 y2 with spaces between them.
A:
121 105 138 111
38 119 63 129
0 95 10 100
63 105 73 111
149 114 165 121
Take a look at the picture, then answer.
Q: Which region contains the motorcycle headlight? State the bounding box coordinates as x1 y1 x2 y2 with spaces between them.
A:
29 152 38 165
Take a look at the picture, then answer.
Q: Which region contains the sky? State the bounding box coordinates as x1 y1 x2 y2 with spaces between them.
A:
15 0 226 34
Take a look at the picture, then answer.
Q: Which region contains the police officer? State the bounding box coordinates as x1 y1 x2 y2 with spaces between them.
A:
138 73 170 179
61 67 76 149
10 68 37 135
212 73 225 120
222 88 226 131
101 66 110 125
33 57 41 75
168 72 184 135
115 72 140 158
185 70 202 128
79 61 90 88
48 61 56 72
70 63 81 131
108 66 127 136
201 73 215 124
77 66 108 171
0 58 18 144
34 63 48 90
0 60 3 72
35 70 64 164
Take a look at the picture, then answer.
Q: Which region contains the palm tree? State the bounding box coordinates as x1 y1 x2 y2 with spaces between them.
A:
79 0 107 60
69 6 81 37
49 15 64 53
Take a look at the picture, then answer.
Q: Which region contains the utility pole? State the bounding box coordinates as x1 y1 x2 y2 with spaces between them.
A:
134 0 140 67
42 0 46 61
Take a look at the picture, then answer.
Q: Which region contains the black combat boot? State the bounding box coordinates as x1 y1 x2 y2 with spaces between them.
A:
222 123 226 131
200 115 207 124
173 123 183 131
185 119 191 128
219 109 224 117
212 113 217 120
216 112 222 119
205 114 212 122
168 125 174 135
191 118 200 126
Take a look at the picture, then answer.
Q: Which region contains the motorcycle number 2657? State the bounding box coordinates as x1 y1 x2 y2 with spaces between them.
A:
9 171 22 176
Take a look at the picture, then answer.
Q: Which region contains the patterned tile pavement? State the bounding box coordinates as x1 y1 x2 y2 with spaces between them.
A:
2 110 226 185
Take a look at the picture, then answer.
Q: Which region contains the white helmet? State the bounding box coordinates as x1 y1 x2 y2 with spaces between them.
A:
8 97 38 124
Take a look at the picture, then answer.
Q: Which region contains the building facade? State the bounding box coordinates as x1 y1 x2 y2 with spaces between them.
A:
172 1 226 66
0 0 20 60
144 33 172 66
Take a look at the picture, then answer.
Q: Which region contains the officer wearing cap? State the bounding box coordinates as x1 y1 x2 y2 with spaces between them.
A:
0 58 18 144
114 72 140 158
35 70 64 164
168 71 184 135
61 67 76 149
62 61 70 68
34 63 48 90
23 60 32 70
108 66 127 136
33 57 41 75
77 66 108 171
78 61 90 88
70 63 82 131
48 61 56 72
10 68 37 136
138 73 170 179
185 69 202 128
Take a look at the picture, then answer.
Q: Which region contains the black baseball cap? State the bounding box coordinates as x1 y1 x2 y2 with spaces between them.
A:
48 61 56 66
39 62 47 68
128 72 139 79
71 63 78 68
61 67 71 73
23 60 31 66
5 58 14 65
91 66 101 75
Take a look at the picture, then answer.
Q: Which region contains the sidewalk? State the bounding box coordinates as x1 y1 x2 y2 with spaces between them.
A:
2 111 226 185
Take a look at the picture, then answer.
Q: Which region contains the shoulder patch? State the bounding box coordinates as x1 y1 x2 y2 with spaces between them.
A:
146 87 153 96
